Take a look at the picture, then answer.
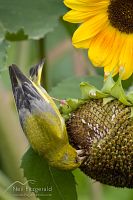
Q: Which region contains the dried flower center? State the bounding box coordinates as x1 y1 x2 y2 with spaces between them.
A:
108 0 133 34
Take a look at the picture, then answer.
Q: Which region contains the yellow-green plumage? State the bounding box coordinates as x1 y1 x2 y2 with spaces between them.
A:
24 113 77 169
9 62 82 170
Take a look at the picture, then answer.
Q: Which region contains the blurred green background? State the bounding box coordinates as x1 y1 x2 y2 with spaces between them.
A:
0 0 133 200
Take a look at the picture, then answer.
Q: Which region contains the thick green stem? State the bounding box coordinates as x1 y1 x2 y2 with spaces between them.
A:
16 41 30 71
38 38 48 91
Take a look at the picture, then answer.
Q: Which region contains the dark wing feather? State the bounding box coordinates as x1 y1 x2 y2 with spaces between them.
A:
9 65 42 127
9 65 31 111
9 65 56 129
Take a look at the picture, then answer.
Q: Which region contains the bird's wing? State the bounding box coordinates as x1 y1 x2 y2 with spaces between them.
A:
29 60 65 130
9 65 66 139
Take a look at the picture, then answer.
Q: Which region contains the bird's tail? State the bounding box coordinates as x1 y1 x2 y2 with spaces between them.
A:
9 64 45 127
29 60 44 85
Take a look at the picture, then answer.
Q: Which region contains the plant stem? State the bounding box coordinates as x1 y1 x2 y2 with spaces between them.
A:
38 38 48 91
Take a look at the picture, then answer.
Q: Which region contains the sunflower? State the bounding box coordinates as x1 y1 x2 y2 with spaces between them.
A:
63 0 133 80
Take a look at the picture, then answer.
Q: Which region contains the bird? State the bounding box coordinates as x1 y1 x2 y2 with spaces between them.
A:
9 61 84 170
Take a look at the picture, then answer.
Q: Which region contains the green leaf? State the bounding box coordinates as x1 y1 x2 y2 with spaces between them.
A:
50 75 103 99
5 29 28 41
60 99 85 120
101 74 115 93
21 147 77 200
110 78 131 106
0 0 66 41
103 97 114 105
73 169 91 200
80 82 108 99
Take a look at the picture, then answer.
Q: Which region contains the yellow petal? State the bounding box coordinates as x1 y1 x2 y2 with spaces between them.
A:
101 28 125 68
103 31 126 78
88 25 115 66
63 10 91 23
119 35 133 80
74 38 92 48
64 0 108 11
63 2 108 23
64 0 90 11
72 12 108 45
